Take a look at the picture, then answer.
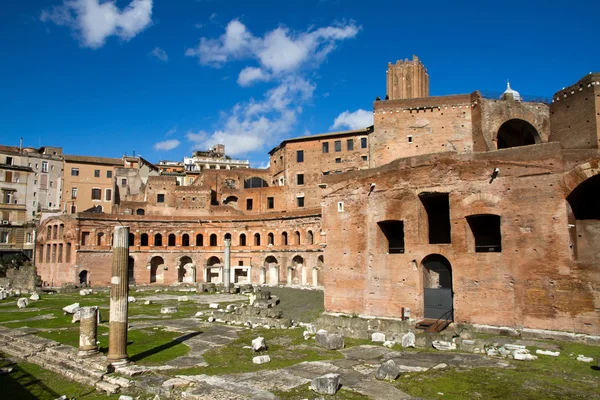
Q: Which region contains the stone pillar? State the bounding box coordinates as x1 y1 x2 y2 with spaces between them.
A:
107 226 129 366
78 306 98 357
224 239 231 291
259 268 266 285
313 268 318 286
301 265 306 286
287 267 293 286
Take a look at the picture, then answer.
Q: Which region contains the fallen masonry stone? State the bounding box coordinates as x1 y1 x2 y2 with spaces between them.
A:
17 298 28 308
577 355 593 362
29 292 40 301
162 378 190 388
433 363 448 370
432 340 456 351
402 332 416 348
375 360 400 381
504 344 527 350
252 337 266 352
178 296 189 302
160 306 178 314
95 380 120 394
128 296 136 303
209 303 219 309
372 332 386 342
72 309 81 323
310 373 341 395
194 312 204 317
383 341 395 348
536 349 560 357
118 396 133 400
79 289 93 296
252 355 271 364
55 396 67 400
63 303 80 314
226 304 236 310
303 331 311 340
514 353 538 361
208 316 215 322
144 300 152 305
315 332 344 350
304 324 317 334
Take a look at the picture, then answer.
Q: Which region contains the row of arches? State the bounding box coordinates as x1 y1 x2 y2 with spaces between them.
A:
127 230 316 248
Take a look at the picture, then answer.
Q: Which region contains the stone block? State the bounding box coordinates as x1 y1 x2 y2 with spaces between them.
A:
536 349 560 357
315 332 344 350
310 373 340 395
375 360 400 381
209 303 220 309
577 355 593 362
29 292 40 301
432 340 456 351
17 298 28 308
178 296 189 302
371 332 386 342
63 303 80 314
160 306 178 314
252 337 266 352
252 355 271 364
79 289 93 296
127 296 135 303
401 332 416 348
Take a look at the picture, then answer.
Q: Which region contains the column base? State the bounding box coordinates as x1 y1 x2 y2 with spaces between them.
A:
108 358 130 368
77 349 99 358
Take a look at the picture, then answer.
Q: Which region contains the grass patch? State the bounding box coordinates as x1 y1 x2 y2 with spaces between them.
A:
267 287 324 323
176 327 342 376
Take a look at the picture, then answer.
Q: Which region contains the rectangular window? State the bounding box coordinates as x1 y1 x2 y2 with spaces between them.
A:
246 198 253 210
0 232 8 244
58 244 63 263
91 188 101 200
378 220 405 254
362 155 368 161
41 161 48 172
157 194 165 203
467 215 502 252
334 140 341 152
94 169 100 178
26 233 32 243
297 174 304 185
107 170 112 178
361 137 367 148
66 243 71 262
71 168 79 176
267 197 274 209
5 157 13 166
121 178 127 186
71 187 77 199
322 142 329 153
297 196 305 207
296 150 304 163
105 189 112 201
347 139 354 151
335 158 341 163
420 193 451 244
70 204 77 214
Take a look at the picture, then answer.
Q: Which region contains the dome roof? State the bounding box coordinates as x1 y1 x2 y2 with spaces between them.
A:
500 81 521 101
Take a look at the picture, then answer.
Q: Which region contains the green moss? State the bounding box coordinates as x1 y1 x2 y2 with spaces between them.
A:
273 383 370 399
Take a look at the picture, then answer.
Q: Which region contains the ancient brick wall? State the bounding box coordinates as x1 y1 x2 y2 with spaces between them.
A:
322 143 600 335
549 74 600 149
35 215 78 286
370 94 474 167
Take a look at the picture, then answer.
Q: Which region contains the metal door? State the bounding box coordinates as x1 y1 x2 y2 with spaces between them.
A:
424 288 453 320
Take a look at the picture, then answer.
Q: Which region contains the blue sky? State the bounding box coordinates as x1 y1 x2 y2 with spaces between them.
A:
0 0 597 167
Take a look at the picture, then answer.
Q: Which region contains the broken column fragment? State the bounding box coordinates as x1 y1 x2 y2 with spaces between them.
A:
78 306 99 357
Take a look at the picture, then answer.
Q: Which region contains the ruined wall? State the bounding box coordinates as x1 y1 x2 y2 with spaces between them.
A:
549 74 600 149
35 215 78 286
0 264 37 291
322 143 600 335
370 94 474 167
474 97 550 151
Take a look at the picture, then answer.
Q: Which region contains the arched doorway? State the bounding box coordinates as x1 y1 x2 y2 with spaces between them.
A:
150 256 164 283
290 255 303 285
566 174 600 261
264 256 279 285
206 256 221 283
178 256 193 282
128 257 135 285
79 270 88 286
497 119 540 149
422 254 453 321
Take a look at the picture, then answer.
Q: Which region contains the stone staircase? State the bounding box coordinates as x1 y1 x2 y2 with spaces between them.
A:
0 326 121 393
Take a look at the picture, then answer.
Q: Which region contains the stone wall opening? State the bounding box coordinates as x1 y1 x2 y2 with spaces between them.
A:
210 234 217 246
128 256 135 284
244 177 269 189
140 233 148 246
182 234 190 247
154 233 162 247
239 233 246 246
79 270 88 285
497 119 540 149
419 192 451 244
168 234 176 246
466 214 502 252
196 234 204 246
567 174 600 261
150 256 164 283
128 233 135 246
422 254 453 320
377 220 405 254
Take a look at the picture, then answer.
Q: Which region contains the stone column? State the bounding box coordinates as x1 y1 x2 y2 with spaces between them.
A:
224 239 231 291
312 268 319 286
107 226 129 366
287 267 293 286
259 268 266 285
78 306 98 357
301 265 306 286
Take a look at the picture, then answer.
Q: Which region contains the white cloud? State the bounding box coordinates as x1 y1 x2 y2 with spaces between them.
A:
330 109 373 131
187 78 314 156
237 66 271 86
165 127 176 136
149 46 168 61
185 19 360 81
40 0 153 49
154 139 180 151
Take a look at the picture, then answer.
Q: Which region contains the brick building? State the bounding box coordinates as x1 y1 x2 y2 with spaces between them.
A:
35 58 600 335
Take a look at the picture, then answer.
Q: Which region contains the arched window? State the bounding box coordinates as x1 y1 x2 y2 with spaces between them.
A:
140 233 148 246
268 232 274 245
136 208 145 215
307 230 314 245
254 233 261 246
210 234 217 246
182 234 190 247
224 233 232 242
59 224 64 239
497 119 540 149
154 233 163 247
282 231 288 245
128 233 135 246
239 233 247 246
295 231 301 245
168 234 176 246
244 177 269 188
196 233 204 246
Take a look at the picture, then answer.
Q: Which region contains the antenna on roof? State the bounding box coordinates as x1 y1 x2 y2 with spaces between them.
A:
133 150 136 157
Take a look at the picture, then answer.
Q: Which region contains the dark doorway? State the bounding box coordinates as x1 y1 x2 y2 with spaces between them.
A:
497 119 540 149
79 270 88 285
467 214 502 252
128 257 135 284
150 256 164 283
422 254 453 320
419 193 451 244
378 220 405 253
567 174 600 220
